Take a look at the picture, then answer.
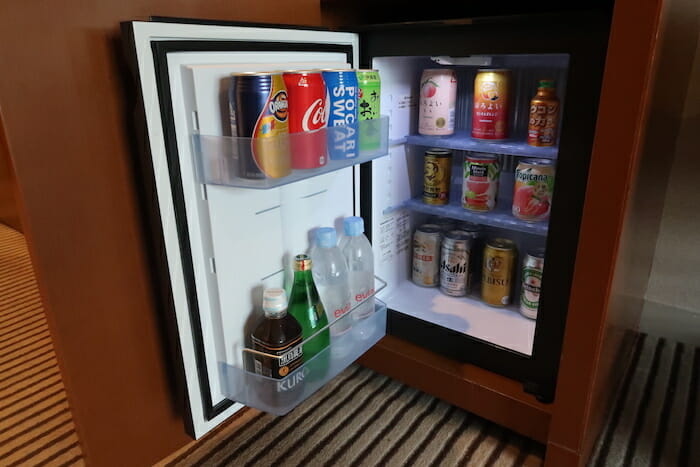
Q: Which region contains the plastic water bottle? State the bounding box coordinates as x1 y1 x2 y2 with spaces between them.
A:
310 227 352 336
341 217 375 321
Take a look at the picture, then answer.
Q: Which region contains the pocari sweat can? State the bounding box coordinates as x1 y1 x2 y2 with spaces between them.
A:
322 69 359 160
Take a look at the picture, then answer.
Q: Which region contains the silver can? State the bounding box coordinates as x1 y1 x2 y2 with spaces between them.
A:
412 224 442 287
520 248 545 319
439 230 472 296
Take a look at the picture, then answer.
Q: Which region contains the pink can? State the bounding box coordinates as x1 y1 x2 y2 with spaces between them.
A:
282 71 328 169
418 69 457 136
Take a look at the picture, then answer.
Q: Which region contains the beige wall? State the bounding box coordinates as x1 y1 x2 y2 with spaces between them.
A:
645 31 700 314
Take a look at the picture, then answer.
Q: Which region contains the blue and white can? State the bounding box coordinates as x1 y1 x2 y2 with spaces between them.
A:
322 69 359 160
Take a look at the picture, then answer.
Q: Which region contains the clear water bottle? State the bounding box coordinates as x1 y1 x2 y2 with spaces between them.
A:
310 227 352 336
341 217 375 321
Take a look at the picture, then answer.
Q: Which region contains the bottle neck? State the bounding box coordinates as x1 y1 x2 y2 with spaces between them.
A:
293 269 314 283
536 88 556 98
263 308 287 319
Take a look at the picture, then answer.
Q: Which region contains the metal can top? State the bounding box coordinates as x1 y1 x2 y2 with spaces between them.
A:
416 224 443 235
486 238 516 251
467 152 499 161
477 68 511 73
282 70 322 75
231 71 276 76
422 68 456 73
320 68 354 72
526 247 547 259
520 158 555 167
443 230 472 244
457 221 482 233
425 148 453 158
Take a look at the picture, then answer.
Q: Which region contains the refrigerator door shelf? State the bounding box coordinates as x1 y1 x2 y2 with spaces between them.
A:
195 116 389 189
405 134 558 160
222 298 387 415
402 197 548 236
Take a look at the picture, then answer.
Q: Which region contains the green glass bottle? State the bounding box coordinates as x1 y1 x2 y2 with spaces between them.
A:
288 254 330 363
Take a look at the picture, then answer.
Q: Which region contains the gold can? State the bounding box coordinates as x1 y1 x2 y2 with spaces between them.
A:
471 69 511 140
481 238 517 307
423 148 452 205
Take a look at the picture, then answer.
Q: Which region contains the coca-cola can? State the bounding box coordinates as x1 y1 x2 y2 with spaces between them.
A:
283 71 328 169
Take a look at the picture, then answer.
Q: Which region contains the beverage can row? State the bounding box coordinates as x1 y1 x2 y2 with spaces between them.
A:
422 148 555 222
417 68 560 146
229 69 381 180
411 221 544 318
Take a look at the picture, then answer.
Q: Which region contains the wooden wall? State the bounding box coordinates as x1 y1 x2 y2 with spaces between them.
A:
0 115 22 232
0 2 321 466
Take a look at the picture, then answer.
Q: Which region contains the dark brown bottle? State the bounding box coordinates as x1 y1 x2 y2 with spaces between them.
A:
251 288 303 379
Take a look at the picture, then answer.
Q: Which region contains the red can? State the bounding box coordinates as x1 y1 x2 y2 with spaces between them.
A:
282 71 328 169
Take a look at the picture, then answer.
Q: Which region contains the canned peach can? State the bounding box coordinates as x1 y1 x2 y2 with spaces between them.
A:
418 68 457 136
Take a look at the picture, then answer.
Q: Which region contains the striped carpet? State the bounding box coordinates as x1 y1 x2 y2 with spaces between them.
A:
159 364 546 466
588 334 699 467
0 224 84 466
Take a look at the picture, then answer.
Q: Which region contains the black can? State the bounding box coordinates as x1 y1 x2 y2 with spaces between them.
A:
229 72 291 179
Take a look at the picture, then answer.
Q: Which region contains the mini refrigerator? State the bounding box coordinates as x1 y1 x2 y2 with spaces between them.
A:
122 13 609 438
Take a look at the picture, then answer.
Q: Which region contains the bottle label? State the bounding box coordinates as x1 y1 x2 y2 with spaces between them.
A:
252 336 303 379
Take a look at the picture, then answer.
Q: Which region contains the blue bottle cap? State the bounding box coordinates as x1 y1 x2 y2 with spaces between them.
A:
343 216 364 236
315 227 337 248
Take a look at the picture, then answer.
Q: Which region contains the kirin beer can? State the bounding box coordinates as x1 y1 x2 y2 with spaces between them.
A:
412 224 442 287
229 72 291 179
471 69 511 140
439 230 472 297
283 71 328 169
419 68 457 136
322 69 358 160
423 148 452 205
481 238 517 307
520 248 545 319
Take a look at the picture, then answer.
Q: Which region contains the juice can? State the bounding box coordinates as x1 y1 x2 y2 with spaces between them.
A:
322 69 359 160
482 238 517 307
418 68 457 136
520 248 545 319
412 224 442 287
463 152 500 211
229 72 291 179
439 230 472 297
512 159 555 222
423 148 452 205
527 79 560 147
357 69 381 151
283 71 328 169
471 69 510 140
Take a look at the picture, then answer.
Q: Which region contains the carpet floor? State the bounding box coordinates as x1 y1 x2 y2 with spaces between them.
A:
0 224 84 466
160 364 545 466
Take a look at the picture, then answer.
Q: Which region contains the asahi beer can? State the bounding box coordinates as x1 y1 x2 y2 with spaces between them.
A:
463 152 500 211
440 230 472 296
513 159 555 222
419 68 457 136
423 148 452 205
471 69 511 140
482 238 517 307
520 248 545 319
322 69 359 160
412 224 442 287
282 71 328 169
357 69 381 151
229 72 291 179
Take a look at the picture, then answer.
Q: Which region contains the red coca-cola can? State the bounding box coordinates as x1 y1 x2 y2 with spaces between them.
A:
283 71 328 169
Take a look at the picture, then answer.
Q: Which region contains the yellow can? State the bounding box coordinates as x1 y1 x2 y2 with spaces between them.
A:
481 238 517 307
423 148 452 205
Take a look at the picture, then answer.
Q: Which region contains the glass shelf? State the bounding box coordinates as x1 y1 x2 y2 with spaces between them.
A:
405 134 558 159
194 117 389 189
403 197 549 236
220 277 387 415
